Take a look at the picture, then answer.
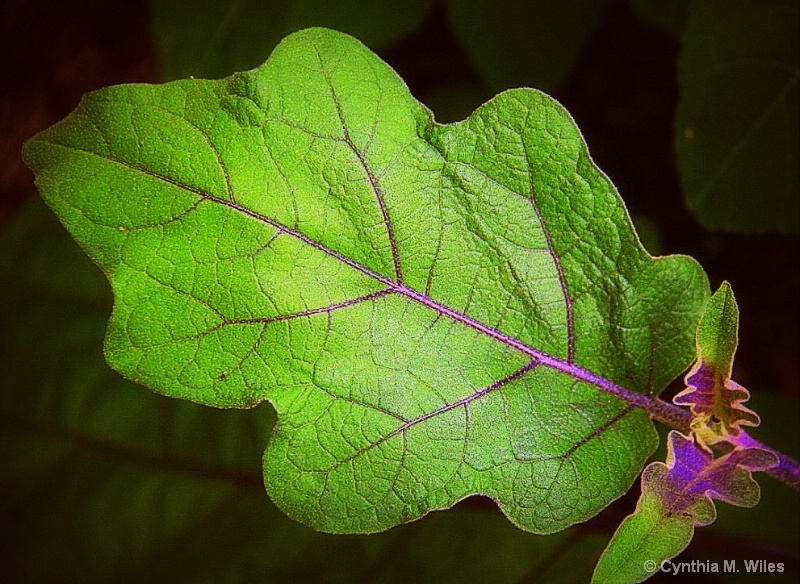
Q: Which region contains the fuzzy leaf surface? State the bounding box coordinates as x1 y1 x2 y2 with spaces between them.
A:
23 28 708 534
674 282 759 443
593 430 778 583
591 490 695 584
1 200 608 583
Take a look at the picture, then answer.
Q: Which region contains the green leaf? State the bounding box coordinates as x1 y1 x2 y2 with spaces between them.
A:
148 0 433 80
674 282 760 443
445 0 606 92
676 0 799 234
23 27 709 534
2 199 611 583
592 431 778 584
591 489 696 584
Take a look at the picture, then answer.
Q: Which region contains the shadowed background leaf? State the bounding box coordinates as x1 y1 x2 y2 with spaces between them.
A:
675 0 799 234
444 0 606 94
148 0 434 81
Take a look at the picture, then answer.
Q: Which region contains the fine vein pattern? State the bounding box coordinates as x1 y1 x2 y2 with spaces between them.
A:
23 28 709 534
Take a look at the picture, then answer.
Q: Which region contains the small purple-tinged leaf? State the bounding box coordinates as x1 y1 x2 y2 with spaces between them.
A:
593 430 778 583
591 489 696 584
652 431 777 514
674 281 759 444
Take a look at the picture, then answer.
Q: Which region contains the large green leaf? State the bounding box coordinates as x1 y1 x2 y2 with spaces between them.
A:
1 199 608 582
23 27 709 534
676 0 799 234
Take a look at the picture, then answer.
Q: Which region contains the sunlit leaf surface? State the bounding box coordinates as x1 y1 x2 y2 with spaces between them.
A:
23 28 708 534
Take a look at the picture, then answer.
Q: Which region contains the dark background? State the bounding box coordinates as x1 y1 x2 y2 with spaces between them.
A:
1 0 797 582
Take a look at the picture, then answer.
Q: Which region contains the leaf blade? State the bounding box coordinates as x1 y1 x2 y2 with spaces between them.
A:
674 282 760 442
24 27 709 534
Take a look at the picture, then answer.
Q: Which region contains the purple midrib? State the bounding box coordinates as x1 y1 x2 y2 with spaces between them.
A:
46 121 653 414
204 193 650 409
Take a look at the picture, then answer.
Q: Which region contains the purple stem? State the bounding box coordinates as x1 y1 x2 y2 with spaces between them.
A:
650 400 800 490
730 432 800 490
